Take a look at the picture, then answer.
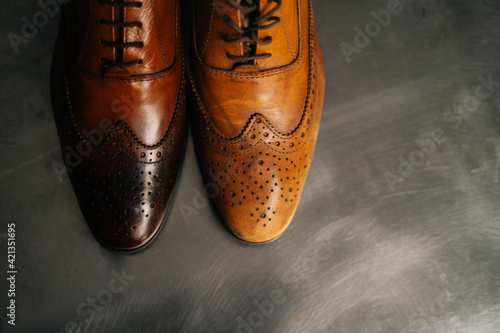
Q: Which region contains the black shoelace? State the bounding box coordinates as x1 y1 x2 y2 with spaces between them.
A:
99 0 144 68
220 0 282 63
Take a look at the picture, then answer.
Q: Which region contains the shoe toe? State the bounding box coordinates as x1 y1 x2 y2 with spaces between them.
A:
218 191 296 243
196 134 314 243
68 122 186 251
79 169 172 250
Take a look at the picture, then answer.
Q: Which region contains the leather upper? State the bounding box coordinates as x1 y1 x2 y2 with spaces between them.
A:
192 0 310 138
52 0 186 250
63 0 181 145
72 0 177 75
191 0 325 242
194 0 299 70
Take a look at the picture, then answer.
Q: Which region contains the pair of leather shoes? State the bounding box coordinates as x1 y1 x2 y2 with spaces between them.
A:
51 0 324 251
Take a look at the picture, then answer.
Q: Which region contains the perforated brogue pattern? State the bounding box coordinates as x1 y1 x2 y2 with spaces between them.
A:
57 71 187 248
201 141 314 229
198 111 314 157
191 37 323 239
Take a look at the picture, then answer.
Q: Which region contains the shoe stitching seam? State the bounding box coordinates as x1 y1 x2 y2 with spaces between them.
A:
280 2 296 59
191 0 315 137
76 0 92 66
194 0 304 78
199 0 216 58
63 58 186 163
152 0 171 67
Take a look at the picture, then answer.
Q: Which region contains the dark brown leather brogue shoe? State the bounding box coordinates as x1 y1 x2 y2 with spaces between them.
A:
51 0 186 251
191 0 325 243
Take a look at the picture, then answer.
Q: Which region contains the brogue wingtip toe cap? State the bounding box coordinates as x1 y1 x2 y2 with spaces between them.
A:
213 188 298 243
221 206 295 243
84 201 169 251
197 143 311 243
71 160 178 251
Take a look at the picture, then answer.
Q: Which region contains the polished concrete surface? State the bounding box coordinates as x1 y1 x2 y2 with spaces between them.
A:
1 0 500 332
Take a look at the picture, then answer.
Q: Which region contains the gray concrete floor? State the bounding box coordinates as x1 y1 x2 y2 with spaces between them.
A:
1 0 500 332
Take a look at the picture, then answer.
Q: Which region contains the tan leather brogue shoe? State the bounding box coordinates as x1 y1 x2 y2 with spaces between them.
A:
191 0 325 243
51 0 186 251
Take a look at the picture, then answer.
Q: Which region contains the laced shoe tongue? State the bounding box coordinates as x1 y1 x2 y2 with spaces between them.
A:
99 0 144 72
233 64 260 72
221 0 281 66
104 67 131 76
240 2 256 59
237 0 256 37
